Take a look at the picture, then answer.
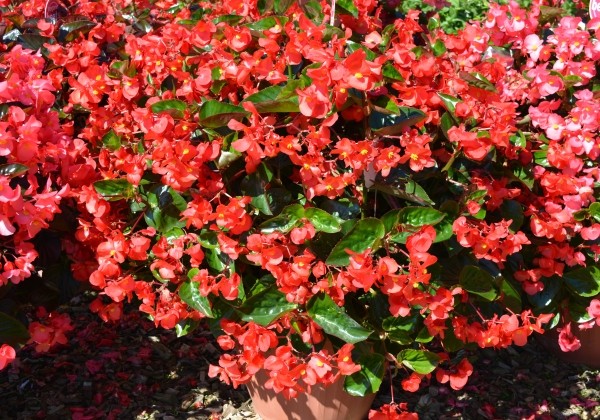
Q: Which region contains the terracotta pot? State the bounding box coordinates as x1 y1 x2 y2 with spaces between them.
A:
246 370 376 420
538 325 600 368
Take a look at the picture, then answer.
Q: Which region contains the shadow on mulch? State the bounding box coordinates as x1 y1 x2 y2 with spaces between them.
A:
1 294 599 420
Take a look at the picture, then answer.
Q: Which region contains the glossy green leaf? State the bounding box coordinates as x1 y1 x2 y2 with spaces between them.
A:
150 99 187 119
94 179 134 200
102 130 121 151
0 312 30 346
212 15 245 25
459 71 497 92
337 0 359 17
370 107 427 136
589 202 600 223
381 207 446 232
326 218 385 266
175 319 200 337
18 34 52 52
527 275 562 309
563 266 600 297
399 349 440 374
259 204 305 234
307 293 372 344
305 207 341 233
438 93 462 115
242 82 300 113
382 315 419 345
199 100 249 128
459 266 498 301
499 276 522 313
238 286 297 326
274 0 294 14
58 20 96 43
0 163 28 178
344 353 386 396
382 62 404 81
179 271 213 318
245 16 288 31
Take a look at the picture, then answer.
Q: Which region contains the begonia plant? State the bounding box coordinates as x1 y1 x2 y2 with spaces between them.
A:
1 0 600 417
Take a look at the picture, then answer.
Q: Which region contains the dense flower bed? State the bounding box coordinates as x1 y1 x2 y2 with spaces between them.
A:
1 0 600 417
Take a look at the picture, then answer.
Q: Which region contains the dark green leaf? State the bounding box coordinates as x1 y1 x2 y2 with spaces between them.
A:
499 276 522 313
18 34 52 52
500 200 524 232
245 16 288 32
381 207 445 233
326 218 385 266
58 20 96 43
319 198 361 220
150 99 187 119
563 266 600 297
399 349 440 374
307 293 372 344
382 315 419 345
0 163 28 178
459 266 498 301
527 275 562 309
370 107 427 135
259 204 305 234
179 271 213 317
242 82 300 113
344 353 385 396
238 286 297 326
93 179 134 200
199 101 249 128
381 62 404 81
305 208 341 233
212 15 244 25
0 312 30 346
102 130 121 151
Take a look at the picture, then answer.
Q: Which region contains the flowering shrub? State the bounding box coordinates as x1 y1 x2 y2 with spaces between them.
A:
1 0 600 417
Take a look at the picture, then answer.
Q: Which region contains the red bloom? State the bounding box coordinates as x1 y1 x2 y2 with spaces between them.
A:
0 344 16 370
557 322 581 352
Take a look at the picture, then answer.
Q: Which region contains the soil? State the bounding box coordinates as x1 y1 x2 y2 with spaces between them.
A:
1 293 599 420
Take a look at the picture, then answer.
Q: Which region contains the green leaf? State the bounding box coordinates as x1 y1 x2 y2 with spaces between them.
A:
307 293 372 344
0 163 28 178
143 185 187 233
0 312 30 346
150 99 187 119
93 179 134 200
337 0 359 17
344 353 385 396
459 266 498 301
370 107 427 136
432 39 446 56
175 319 200 337
274 0 294 14
326 218 385 266
589 202 600 223
437 93 462 115
305 208 341 233
563 266 600 297
527 275 562 310
58 20 96 43
18 34 52 52
382 62 404 81
499 276 522 313
179 272 213 318
259 204 305 234
381 207 446 232
500 200 524 232
382 315 419 345
238 286 297 326
245 16 288 32
459 71 497 92
399 349 440 374
242 82 300 113
212 15 244 25
199 101 249 128
102 130 121 151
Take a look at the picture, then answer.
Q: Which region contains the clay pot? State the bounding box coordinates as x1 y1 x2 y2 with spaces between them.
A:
538 325 600 368
246 370 376 420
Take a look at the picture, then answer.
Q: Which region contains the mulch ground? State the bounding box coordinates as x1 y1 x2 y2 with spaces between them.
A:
1 293 599 420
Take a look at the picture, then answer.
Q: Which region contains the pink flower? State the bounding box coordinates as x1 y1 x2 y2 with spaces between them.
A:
587 299 600 326
557 322 581 352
